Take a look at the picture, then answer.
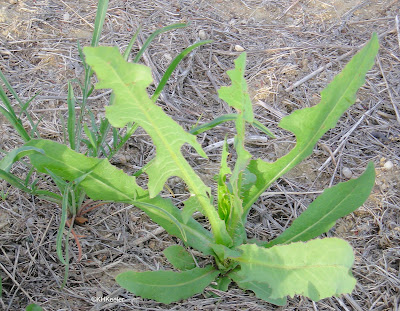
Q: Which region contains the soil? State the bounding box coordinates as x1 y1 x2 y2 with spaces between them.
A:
0 0 399 310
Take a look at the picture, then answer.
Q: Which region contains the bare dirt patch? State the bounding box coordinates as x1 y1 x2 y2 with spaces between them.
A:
0 0 399 310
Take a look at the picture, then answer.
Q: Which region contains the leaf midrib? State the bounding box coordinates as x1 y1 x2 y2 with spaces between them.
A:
128 268 217 287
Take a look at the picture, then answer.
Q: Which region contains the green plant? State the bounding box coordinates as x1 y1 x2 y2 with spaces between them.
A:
25 304 43 311
0 1 212 286
1 21 378 304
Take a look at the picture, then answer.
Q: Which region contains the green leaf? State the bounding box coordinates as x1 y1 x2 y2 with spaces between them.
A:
90 0 108 47
24 139 215 255
242 33 379 215
218 53 253 123
84 46 231 246
135 198 215 256
230 271 287 306
0 169 33 193
189 114 274 138
213 276 231 291
26 139 145 202
133 23 187 63
67 81 76 150
210 243 241 264
163 245 196 271
216 138 233 222
218 53 254 245
25 304 43 311
265 162 375 247
116 266 219 304
231 238 356 302
152 40 212 103
0 146 44 172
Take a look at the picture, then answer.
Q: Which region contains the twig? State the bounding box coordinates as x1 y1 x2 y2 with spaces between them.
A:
285 27 396 92
0 262 34 302
318 102 380 171
20 90 112 102
343 294 364 311
132 227 166 246
396 15 400 51
279 0 302 20
376 50 400 125
285 49 354 92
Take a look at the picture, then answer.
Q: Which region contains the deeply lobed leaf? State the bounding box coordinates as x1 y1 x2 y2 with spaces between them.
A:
217 53 255 245
84 46 231 246
25 139 215 255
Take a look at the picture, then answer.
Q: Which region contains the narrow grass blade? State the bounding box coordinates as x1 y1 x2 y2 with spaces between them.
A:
133 23 187 63
123 26 141 60
0 69 23 107
190 114 274 138
107 122 139 159
0 87 30 141
0 146 43 172
151 40 212 103
34 190 62 203
67 82 76 150
0 169 33 193
91 0 109 47
116 266 219 304
56 187 70 265
0 69 37 133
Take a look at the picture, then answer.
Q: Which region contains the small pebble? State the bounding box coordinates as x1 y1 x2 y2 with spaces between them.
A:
26 217 34 227
234 44 245 52
198 29 207 40
383 160 393 170
63 12 70 22
163 53 172 62
342 167 352 179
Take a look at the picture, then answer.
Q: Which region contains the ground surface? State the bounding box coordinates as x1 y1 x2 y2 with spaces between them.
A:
0 0 399 310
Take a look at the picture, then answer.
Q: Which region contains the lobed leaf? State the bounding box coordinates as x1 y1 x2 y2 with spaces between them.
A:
116 266 219 304
242 33 379 216
84 46 231 245
265 162 375 247
231 238 356 301
25 139 215 255
217 53 254 245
